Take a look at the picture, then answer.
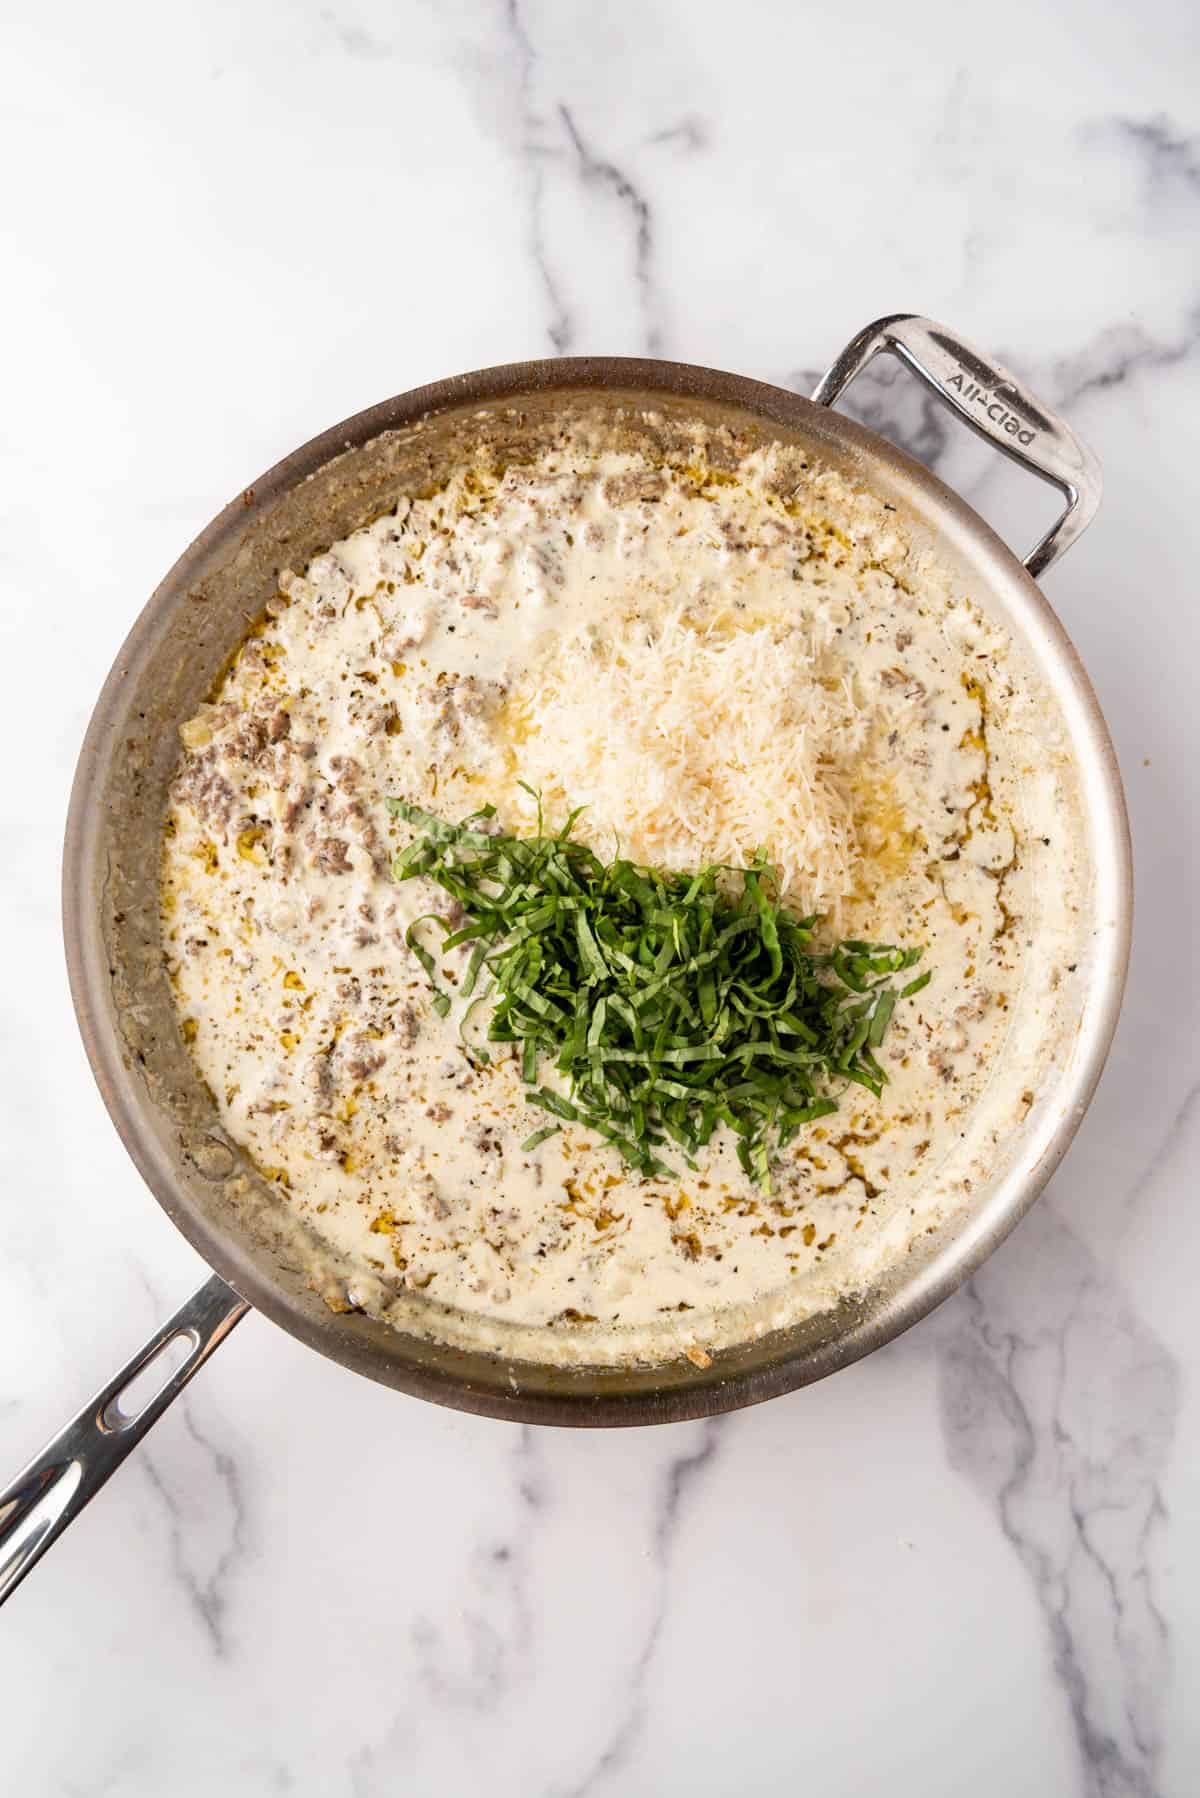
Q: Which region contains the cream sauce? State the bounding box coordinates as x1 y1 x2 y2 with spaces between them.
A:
160 434 1082 1366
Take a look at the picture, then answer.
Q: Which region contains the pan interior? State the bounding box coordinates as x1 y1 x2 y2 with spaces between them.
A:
66 366 1128 1423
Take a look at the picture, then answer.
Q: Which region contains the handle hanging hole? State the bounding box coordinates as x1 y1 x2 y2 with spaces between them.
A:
101 1329 198 1431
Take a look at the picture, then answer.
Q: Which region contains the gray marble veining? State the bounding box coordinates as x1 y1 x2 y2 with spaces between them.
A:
140 1396 250 1658
939 1207 1179 1798
560 1419 725 1798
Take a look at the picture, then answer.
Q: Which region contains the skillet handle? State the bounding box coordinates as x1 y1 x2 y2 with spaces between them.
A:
0 1273 248 1608
812 313 1101 578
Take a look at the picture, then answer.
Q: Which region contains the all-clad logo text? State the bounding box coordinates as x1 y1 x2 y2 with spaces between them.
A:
945 371 1036 446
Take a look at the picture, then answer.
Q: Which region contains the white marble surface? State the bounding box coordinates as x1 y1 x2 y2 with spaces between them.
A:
2 1 1197 1792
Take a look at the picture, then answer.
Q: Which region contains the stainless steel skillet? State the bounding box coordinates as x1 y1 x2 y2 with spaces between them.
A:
0 315 1131 1604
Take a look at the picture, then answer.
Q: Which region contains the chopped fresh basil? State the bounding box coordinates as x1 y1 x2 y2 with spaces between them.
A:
388 797 927 1188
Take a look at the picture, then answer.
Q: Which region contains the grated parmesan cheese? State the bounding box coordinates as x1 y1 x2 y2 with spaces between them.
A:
500 609 873 916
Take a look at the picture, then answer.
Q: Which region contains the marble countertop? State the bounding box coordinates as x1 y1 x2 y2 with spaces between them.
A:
3 2 1197 1792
